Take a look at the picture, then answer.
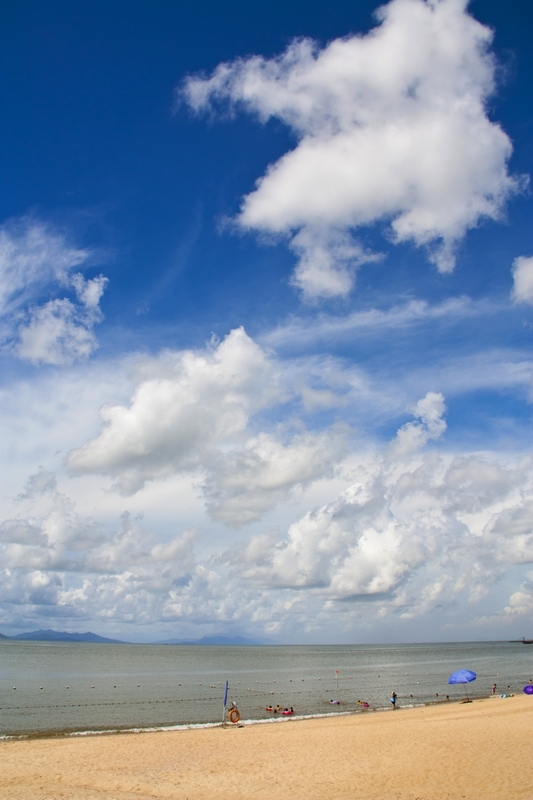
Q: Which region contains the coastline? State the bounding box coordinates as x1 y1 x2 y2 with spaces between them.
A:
1 694 531 799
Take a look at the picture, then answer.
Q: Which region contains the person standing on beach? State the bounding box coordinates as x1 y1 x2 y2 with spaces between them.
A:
390 691 397 710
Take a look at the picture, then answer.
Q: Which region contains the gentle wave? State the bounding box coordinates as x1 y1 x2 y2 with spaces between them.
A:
0 702 438 740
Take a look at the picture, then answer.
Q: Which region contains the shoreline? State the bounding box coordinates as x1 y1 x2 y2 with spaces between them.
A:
0 695 469 742
1 694 531 799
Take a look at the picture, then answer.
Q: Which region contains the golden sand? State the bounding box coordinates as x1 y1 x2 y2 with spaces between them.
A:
1 695 532 799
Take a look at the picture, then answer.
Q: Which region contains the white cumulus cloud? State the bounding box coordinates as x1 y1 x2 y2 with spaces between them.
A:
67 328 346 525
183 0 522 299
15 294 103 366
204 428 349 527
0 474 199 631
67 328 282 495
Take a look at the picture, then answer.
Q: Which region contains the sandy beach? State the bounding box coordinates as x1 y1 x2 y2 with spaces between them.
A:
1 696 531 799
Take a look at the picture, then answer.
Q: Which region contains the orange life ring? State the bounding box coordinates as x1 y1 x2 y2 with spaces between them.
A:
228 708 240 723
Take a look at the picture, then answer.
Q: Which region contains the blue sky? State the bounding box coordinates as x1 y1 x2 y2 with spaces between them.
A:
1 0 533 643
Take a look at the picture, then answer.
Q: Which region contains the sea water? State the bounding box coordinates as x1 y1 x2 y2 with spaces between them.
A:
1 640 532 737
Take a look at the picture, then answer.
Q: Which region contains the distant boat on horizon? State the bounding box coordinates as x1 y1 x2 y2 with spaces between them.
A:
152 635 264 646
510 636 533 644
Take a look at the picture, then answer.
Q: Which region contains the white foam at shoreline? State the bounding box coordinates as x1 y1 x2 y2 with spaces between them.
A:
0 701 436 740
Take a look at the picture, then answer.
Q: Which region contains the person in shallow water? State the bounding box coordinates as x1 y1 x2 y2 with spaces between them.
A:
390 691 397 709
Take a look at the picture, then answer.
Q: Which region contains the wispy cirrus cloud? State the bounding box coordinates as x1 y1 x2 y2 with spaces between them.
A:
0 217 108 365
182 0 523 300
511 255 533 305
261 296 494 350
0 218 89 315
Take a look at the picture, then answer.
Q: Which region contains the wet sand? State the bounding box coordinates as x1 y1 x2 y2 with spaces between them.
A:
1 695 531 799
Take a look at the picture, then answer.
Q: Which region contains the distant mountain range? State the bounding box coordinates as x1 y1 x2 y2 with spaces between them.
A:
0 629 265 645
0 629 126 644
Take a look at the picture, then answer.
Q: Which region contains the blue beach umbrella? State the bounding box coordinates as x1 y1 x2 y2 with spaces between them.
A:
523 685 533 695
448 670 476 702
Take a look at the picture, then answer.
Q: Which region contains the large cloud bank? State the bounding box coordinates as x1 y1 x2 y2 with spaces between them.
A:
183 0 521 299
3 392 533 637
233 392 533 620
